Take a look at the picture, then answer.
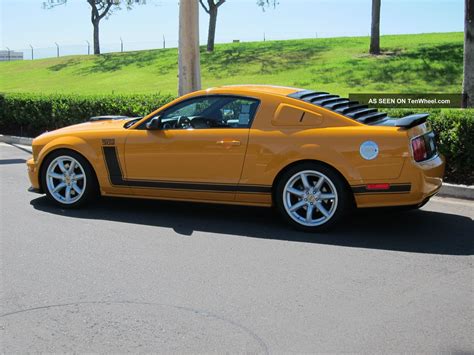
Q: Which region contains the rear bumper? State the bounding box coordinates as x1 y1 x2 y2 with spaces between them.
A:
27 158 42 192
355 154 445 208
414 153 445 198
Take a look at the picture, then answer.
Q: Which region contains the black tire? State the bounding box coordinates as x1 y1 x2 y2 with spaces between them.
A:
274 162 351 232
41 149 98 208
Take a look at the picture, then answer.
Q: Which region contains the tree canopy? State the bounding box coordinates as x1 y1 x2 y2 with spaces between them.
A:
43 0 146 54
256 0 278 10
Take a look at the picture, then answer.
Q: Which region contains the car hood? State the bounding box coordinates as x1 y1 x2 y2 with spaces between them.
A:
36 118 135 139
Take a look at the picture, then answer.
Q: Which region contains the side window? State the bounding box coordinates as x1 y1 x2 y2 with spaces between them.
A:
153 96 259 130
160 97 219 126
219 99 259 128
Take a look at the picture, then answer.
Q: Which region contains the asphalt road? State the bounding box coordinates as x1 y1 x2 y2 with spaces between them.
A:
1 142 473 353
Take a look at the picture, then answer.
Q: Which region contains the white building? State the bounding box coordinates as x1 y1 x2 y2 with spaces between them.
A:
0 50 23 61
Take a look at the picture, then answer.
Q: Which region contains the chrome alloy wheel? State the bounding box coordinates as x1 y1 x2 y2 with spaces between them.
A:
283 170 338 227
46 156 86 204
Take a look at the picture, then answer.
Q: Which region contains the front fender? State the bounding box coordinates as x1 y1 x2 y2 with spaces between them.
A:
36 136 101 176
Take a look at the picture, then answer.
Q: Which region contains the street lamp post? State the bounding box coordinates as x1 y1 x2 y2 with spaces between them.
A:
86 40 90 55
55 42 60 57
6 46 11 61
178 0 201 96
29 44 34 60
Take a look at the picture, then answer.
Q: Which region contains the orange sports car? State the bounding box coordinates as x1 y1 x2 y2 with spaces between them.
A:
27 85 445 231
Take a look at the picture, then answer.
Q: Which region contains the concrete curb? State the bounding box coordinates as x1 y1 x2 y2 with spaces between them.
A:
438 183 474 201
0 134 34 146
1 134 473 201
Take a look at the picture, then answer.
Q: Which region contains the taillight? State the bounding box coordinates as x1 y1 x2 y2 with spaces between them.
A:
412 136 428 162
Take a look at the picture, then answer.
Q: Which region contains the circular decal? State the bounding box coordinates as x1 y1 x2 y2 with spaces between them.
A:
360 141 379 160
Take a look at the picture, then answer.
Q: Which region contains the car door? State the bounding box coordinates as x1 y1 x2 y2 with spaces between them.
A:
123 95 260 202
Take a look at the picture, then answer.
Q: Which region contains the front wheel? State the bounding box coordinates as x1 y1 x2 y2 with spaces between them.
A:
41 150 98 208
275 163 350 232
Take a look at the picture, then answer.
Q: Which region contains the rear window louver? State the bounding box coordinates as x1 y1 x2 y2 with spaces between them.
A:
288 90 388 125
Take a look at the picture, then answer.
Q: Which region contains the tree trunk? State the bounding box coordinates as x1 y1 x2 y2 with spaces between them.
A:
370 0 381 55
207 7 218 52
178 0 201 95
462 0 474 108
93 21 100 55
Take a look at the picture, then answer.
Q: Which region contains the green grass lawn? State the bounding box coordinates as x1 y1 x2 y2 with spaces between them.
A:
0 32 463 96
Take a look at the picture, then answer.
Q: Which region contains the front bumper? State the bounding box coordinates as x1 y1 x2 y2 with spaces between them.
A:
27 158 42 193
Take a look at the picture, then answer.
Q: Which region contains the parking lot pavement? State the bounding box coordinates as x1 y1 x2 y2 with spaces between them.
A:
1 142 473 353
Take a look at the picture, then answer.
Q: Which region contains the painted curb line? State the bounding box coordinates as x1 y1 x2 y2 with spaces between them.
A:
1 134 473 201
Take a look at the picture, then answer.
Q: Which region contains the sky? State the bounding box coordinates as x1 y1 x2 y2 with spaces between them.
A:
1 0 464 59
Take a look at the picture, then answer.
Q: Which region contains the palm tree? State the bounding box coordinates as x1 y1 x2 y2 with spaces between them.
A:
178 0 201 95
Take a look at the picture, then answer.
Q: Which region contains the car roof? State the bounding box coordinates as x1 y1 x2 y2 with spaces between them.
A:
204 86 391 126
205 85 301 97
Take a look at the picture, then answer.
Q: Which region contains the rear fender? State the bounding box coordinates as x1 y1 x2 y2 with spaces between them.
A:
267 143 363 184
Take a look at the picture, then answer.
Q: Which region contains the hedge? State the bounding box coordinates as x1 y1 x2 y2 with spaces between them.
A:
385 108 474 185
0 93 472 184
0 93 174 137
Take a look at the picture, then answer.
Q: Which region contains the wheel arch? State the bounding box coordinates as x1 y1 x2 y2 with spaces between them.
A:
271 159 355 206
38 147 100 194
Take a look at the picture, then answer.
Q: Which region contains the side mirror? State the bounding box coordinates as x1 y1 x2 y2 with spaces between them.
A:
146 116 161 130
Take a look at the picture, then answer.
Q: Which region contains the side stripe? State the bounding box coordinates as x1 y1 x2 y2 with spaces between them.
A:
351 184 411 194
102 146 272 194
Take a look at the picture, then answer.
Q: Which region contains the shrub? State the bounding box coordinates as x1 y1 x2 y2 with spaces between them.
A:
386 108 474 185
0 93 174 137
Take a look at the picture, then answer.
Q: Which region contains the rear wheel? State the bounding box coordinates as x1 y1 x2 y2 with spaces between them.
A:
275 163 350 232
41 150 97 208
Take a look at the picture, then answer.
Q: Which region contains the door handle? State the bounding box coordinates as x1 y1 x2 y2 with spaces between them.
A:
216 140 241 146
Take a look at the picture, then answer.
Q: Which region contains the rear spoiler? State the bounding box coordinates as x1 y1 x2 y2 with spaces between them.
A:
376 114 429 129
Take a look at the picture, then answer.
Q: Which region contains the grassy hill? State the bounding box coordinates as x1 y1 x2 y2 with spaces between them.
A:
0 32 463 96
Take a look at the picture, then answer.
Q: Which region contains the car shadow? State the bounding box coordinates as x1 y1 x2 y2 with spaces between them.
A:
30 196 473 256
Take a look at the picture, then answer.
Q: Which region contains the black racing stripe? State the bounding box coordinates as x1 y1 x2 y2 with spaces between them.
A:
123 179 271 193
103 146 127 186
352 184 411 194
102 146 271 194
351 186 368 194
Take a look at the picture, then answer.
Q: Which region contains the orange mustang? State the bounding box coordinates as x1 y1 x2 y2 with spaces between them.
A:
27 85 445 231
